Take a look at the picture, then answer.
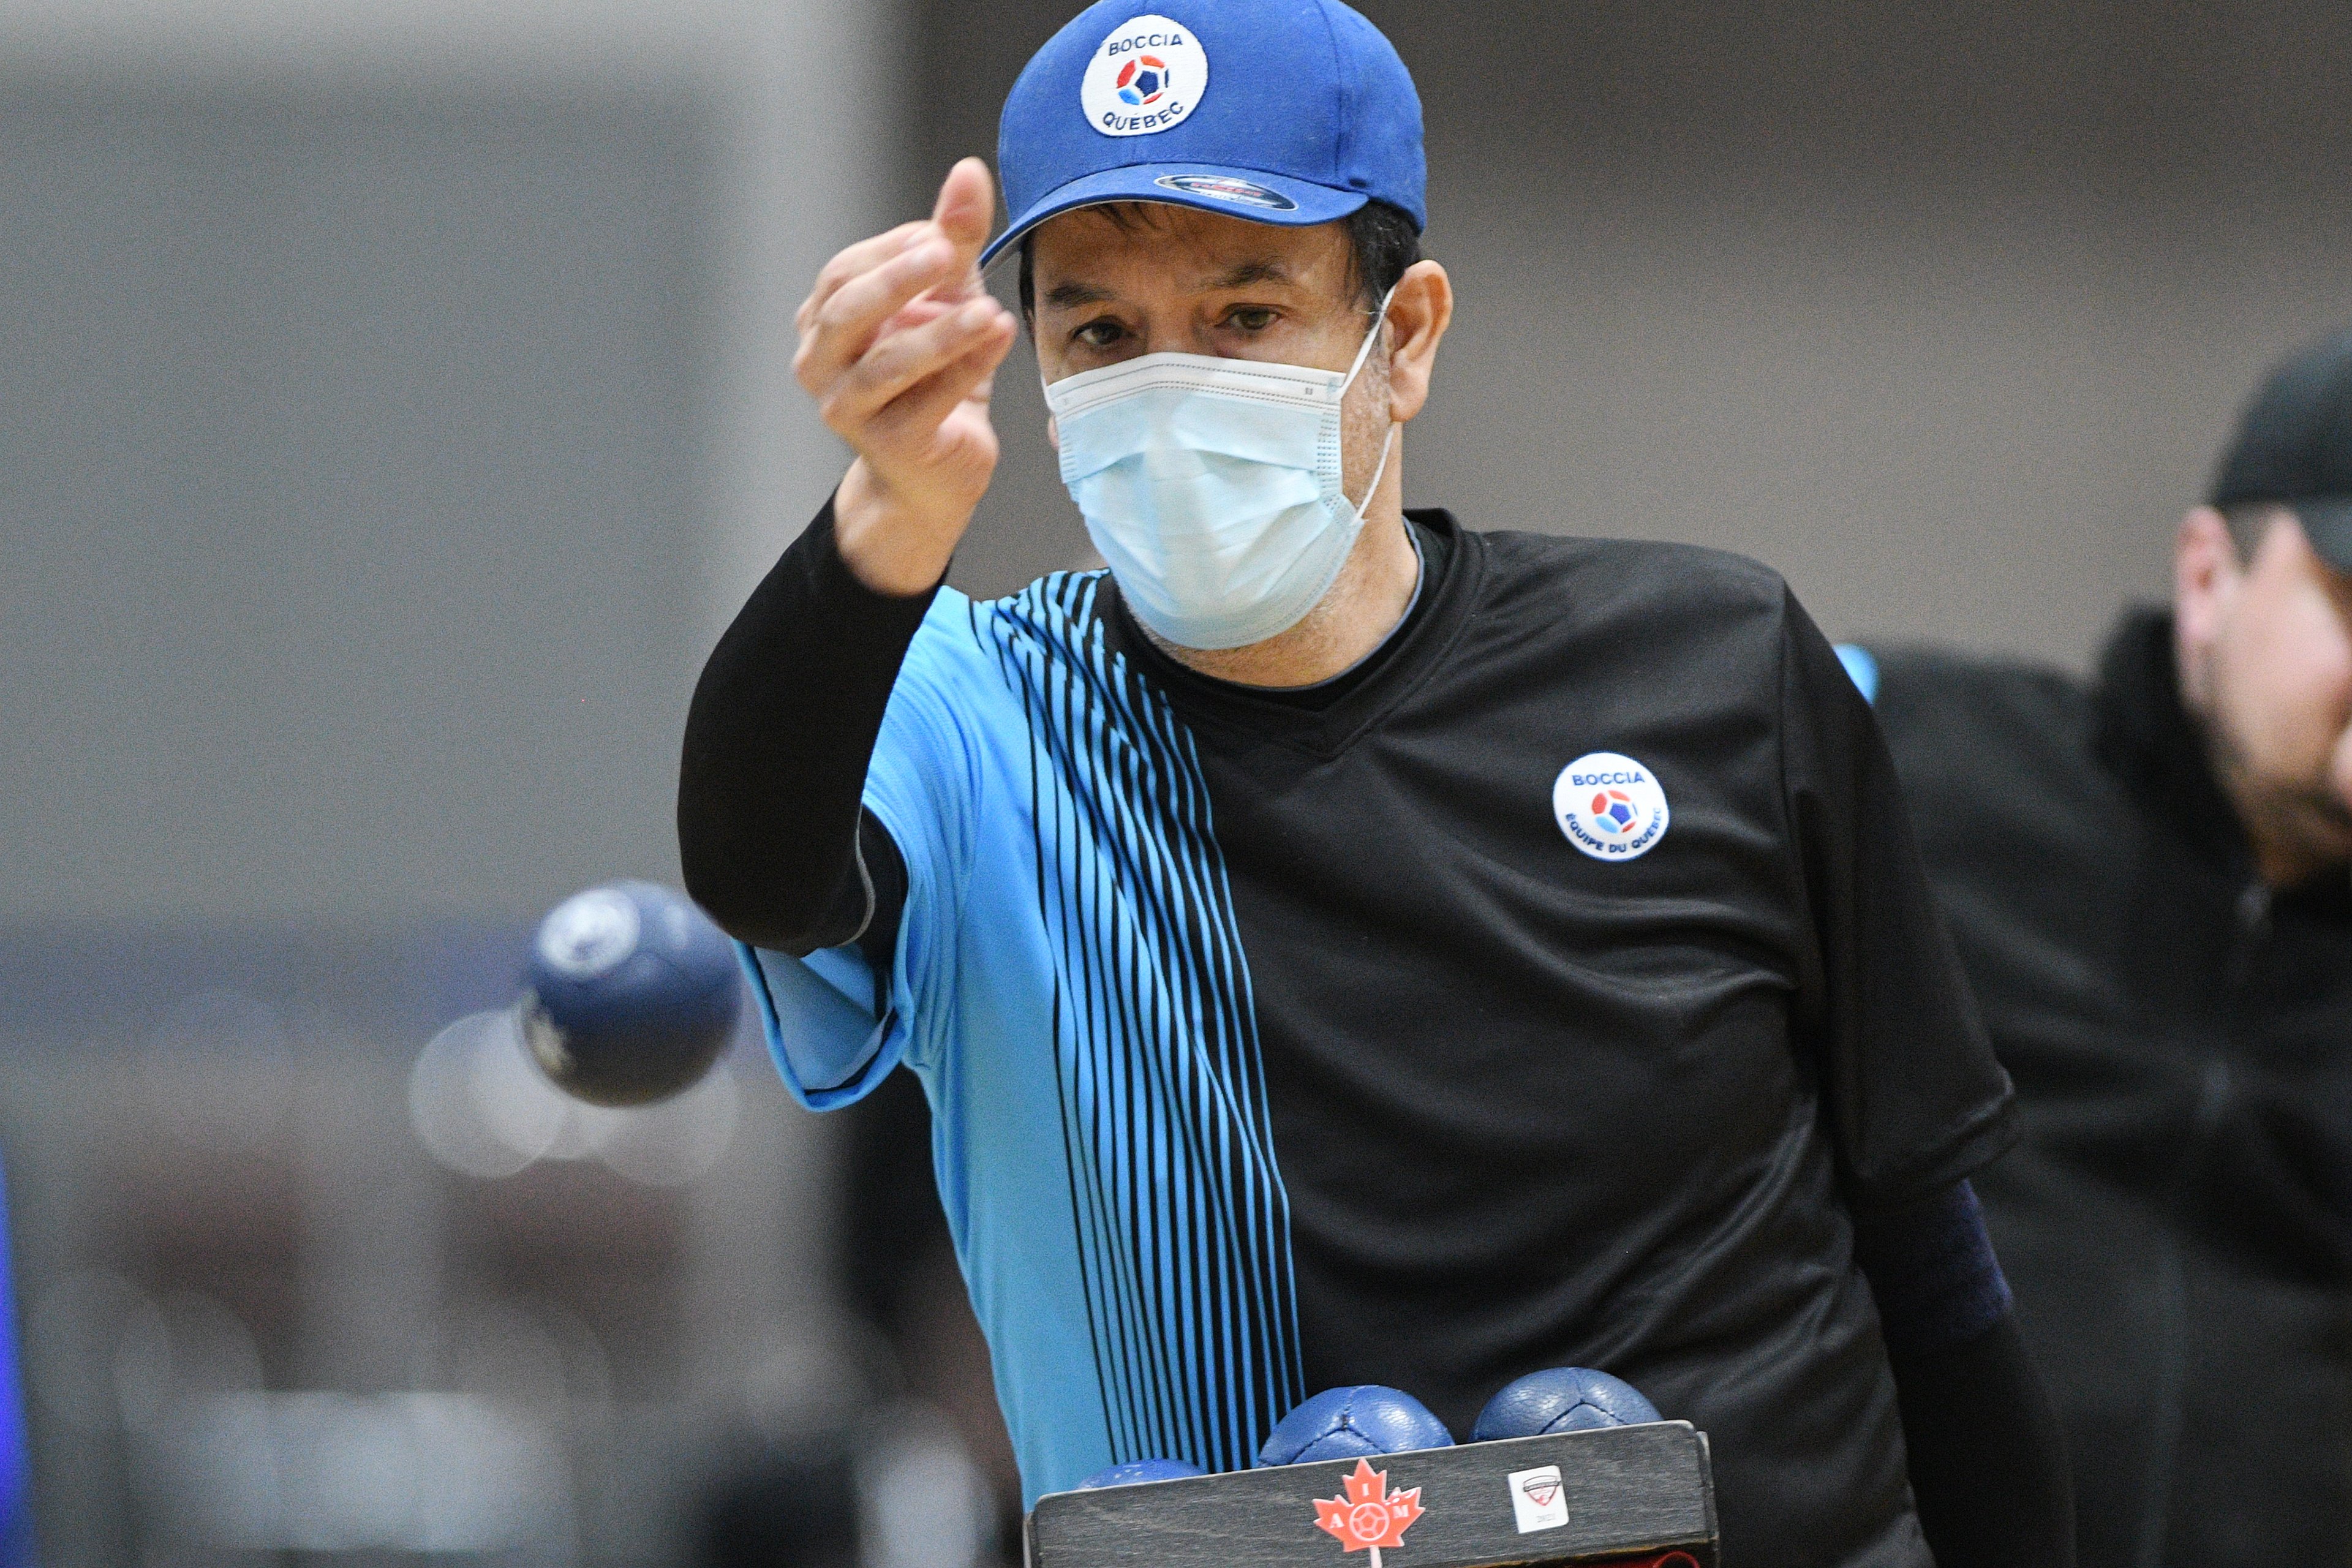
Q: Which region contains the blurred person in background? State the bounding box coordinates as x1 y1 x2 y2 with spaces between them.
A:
838 1071 1022 1553
696 1073 1017 1567
1856 328 2352 1568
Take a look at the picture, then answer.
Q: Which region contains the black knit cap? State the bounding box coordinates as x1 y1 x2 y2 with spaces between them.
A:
2209 326 2352 573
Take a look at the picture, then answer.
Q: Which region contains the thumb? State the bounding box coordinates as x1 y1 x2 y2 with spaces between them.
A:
933 156 997 281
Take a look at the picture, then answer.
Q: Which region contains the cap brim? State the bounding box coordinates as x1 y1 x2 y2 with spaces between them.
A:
2297 498 2352 575
979 164 1370 269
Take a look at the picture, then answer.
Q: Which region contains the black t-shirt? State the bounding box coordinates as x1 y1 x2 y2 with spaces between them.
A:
681 508 2016 1568
1117 513 2011 1567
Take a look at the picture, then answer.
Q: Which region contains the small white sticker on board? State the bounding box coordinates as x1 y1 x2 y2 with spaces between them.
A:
1508 1464 1569 1533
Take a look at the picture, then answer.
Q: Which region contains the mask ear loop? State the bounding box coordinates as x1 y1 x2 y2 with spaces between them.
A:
1350 424 1396 521
1341 284 1402 517
1339 282 1401 394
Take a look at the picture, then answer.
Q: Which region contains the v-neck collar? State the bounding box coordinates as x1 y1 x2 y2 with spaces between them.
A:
1100 508 1485 759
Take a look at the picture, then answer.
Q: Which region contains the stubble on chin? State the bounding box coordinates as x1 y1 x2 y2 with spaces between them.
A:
2193 698 2348 882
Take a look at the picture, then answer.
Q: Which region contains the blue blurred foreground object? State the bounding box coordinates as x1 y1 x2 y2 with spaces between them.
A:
1077 1458 1205 1488
521 880 742 1106
0 1162 29 1568
1472 1367 1662 1441
1257 1385 1453 1466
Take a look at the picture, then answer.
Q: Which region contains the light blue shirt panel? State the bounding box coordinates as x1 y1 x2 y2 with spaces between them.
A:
740 587 1118 1503
741 941 899 1107
1834 642 1880 704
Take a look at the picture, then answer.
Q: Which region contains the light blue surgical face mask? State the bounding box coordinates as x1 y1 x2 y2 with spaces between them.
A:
1042 292 1396 651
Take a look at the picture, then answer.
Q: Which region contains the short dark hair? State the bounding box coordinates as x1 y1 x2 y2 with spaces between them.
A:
1016 198 1422 323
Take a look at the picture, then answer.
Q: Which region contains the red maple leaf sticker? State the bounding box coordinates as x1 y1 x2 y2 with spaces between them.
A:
1312 1458 1426 1563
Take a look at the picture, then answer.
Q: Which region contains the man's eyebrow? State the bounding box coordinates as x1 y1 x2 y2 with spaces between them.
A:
1044 279 1115 309
1204 258 1296 290
1040 258 1300 310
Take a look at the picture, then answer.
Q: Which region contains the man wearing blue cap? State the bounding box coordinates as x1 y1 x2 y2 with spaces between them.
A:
678 4 2070 1565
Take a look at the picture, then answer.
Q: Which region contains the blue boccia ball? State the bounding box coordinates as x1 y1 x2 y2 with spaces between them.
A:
1077 1458 1204 1489
1471 1367 1661 1442
1257 1385 1453 1467
521 880 742 1106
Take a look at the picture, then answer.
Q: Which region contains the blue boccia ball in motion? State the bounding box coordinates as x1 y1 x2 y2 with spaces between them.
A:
1077 1458 1204 1489
1258 1385 1454 1467
521 880 742 1107
1471 1367 1661 1442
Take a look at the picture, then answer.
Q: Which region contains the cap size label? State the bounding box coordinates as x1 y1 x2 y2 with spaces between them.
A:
1155 173 1297 211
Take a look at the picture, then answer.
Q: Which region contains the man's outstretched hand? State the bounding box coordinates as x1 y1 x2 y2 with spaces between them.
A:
794 157 1018 595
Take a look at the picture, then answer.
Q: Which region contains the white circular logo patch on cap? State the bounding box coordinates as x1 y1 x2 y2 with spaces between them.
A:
538 888 640 978
1080 14 1208 137
1553 753 1671 862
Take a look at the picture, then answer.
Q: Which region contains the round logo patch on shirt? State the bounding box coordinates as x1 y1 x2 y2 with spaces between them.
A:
1080 15 1207 137
1553 753 1670 862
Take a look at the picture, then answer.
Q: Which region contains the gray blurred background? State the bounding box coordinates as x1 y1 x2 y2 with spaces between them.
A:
3 0 2350 1562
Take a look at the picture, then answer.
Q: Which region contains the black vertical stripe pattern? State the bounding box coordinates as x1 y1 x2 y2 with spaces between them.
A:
981 573 1307 1475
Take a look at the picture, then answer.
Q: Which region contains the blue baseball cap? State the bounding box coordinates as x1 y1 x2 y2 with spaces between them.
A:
979 0 1426 268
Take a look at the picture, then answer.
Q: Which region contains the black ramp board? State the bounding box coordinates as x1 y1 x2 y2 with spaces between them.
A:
1027 1422 1716 1568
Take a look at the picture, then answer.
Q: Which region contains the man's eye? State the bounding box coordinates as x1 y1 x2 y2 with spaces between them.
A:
1228 307 1278 331
1074 319 1125 349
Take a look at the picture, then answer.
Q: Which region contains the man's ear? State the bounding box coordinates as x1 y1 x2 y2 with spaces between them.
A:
1382 259 1453 425
2174 505 2241 712
1046 413 1059 451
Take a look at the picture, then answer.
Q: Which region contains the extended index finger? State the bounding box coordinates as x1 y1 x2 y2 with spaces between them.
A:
929 157 997 301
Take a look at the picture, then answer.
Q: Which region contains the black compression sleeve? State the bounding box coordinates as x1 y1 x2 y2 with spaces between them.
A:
1850 1183 2073 1566
1888 1313 2075 1568
1852 1180 2011 1354
677 498 932 956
